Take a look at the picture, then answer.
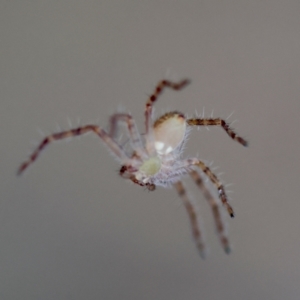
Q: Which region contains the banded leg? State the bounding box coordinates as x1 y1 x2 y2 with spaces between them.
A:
109 113 146 159
174 181 206 258
190 170 230 254
17 125 129 175
177 158 234 218
187 117 248 147
145 79 190 134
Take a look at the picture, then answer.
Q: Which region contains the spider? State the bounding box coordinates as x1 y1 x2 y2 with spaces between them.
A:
18 78 247 258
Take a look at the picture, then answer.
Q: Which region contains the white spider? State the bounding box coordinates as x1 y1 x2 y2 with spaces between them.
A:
18 78 247 258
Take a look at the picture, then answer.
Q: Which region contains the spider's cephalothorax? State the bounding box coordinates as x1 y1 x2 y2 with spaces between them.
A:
18 78 247 258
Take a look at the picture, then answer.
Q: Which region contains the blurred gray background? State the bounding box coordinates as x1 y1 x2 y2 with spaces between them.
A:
1 1 300 299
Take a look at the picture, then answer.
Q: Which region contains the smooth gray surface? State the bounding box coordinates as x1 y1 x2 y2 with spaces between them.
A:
2 1 300 299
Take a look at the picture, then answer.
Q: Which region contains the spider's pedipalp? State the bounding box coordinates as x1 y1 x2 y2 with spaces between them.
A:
174 181 206 258
119 164 156 191
130 175 156 190
189 170 230 254
187 117 248 147
17 125 129 175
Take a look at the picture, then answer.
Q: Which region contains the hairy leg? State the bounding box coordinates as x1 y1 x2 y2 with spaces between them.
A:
174 180 206 258
18 125 128 175
190 170 230 253
187 117 248 146
175 158 234 218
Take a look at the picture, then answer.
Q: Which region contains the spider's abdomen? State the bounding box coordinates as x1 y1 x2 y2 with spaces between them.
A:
153 112 186 155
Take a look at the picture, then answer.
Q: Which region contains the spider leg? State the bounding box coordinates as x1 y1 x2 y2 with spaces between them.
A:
17 125 129 175
189 170 231 254
176 158 234 218
145 79 190 135
109 113 146 159
173 180 206 258
187 117 248 146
